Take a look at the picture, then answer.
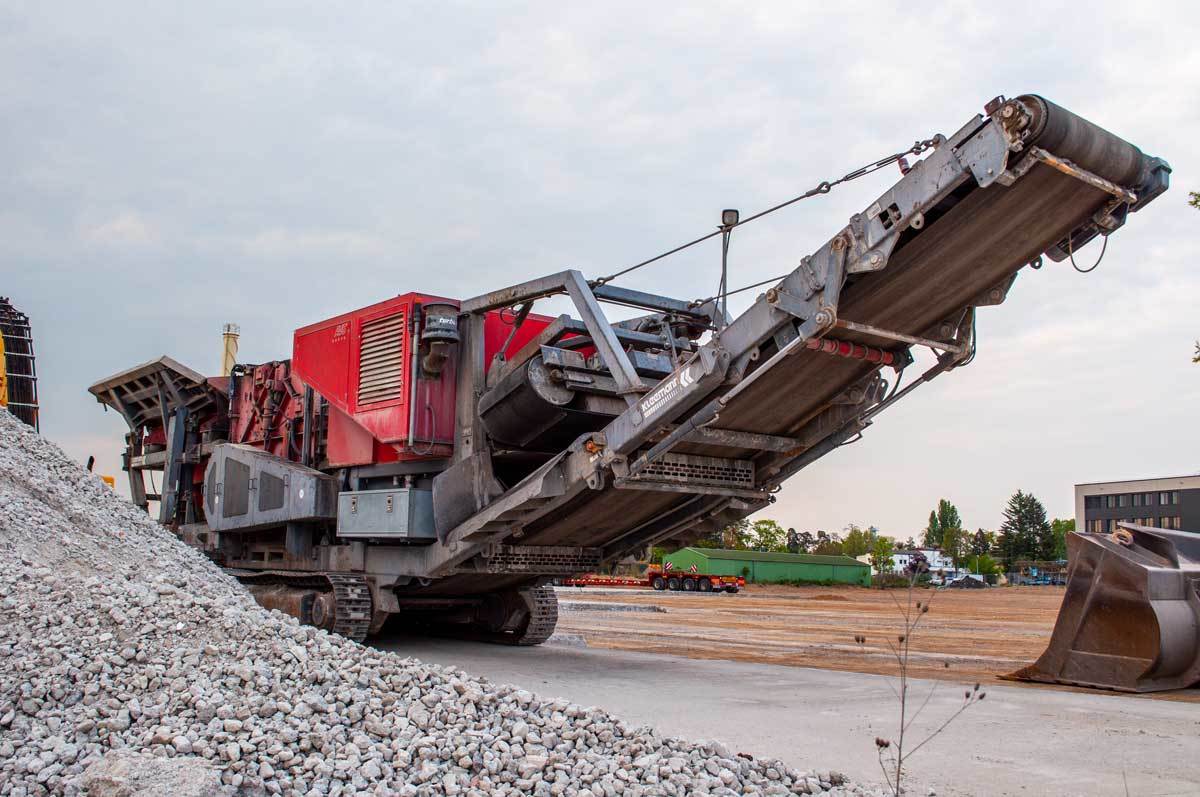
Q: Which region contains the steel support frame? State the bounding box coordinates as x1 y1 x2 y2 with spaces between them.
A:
417 100 1118 576
159 405 189 525
460 270 646 400
590 283 712 319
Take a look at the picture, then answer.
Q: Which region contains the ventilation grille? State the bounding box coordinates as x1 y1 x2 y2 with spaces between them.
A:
636 453 755 489
358 313 405 405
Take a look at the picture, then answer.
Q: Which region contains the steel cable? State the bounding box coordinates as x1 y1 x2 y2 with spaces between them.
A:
592 138 939 288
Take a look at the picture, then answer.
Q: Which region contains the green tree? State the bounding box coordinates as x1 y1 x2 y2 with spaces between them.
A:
870 535 895 576
813 531 844 556
842 524 872 557
923 499 962 549
942 527 967 569
750 519 787 552
969 529 990 557
786 528 800 553
712 518 751 550
923 511 940 548
966 553 1000 576
998 490 1051 566
1049 518 1074 561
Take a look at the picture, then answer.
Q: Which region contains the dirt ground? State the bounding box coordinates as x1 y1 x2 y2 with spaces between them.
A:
555 583 1198 702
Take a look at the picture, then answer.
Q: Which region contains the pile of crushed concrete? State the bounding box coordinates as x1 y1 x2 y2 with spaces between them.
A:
0 409 877 796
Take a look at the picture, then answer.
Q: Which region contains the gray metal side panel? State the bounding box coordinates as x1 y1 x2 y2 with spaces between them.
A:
204 444 338 532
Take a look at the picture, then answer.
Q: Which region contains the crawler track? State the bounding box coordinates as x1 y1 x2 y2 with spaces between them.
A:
510 585 559 646
229 569 373 643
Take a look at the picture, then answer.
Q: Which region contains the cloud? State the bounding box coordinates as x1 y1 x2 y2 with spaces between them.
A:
239 228 389 259
81 211 156 246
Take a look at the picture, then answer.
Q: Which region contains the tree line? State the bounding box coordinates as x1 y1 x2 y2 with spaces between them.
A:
698 490 1073 574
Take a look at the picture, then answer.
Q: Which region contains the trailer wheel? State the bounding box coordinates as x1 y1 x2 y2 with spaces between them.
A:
698 579 713 592
682 578 697 592
667 577 681 591
651 576 665 591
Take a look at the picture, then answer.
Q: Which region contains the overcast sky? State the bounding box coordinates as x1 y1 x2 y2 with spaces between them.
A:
3 2 1197 539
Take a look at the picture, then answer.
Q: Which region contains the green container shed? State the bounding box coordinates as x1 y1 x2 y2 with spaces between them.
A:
664 548 871 586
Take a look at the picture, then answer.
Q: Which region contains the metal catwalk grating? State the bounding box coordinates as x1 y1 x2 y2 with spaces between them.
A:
636 453 755 489
480 545 602 574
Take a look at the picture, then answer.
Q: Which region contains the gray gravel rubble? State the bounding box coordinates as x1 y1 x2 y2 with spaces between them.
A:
0 409 878 796
80 749 226 796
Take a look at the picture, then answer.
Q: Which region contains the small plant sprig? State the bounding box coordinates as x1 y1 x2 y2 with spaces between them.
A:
855 567 986 795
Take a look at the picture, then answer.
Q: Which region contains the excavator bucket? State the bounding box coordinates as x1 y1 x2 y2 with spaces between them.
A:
1010 524 1200 692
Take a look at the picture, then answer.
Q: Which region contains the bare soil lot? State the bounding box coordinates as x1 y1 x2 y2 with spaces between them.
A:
556 584 1199 702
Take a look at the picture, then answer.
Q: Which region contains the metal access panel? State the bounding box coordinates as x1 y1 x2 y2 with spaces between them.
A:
336 488 436 541
204 444 338 532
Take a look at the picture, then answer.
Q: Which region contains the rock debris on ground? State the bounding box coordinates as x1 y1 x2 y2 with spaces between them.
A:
0 409 880 796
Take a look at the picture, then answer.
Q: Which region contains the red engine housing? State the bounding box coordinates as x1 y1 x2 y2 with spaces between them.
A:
288 292 553 468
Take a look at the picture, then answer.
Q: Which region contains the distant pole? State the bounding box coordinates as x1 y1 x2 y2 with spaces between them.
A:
221 323 240 377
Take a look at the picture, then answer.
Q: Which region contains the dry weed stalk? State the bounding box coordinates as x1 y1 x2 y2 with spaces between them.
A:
855 568 986 795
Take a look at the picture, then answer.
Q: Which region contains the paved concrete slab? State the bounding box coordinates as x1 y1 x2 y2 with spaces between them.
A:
373 635 1200 797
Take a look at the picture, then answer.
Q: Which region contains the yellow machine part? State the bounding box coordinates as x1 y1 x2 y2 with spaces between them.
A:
0 332 7 407
101 475 116 489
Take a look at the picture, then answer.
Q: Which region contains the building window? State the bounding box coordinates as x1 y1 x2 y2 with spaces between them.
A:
1171 491 1180 505
1118 494 1128 507
1085 495 1100 509
1106 495 1116 508
1132 493 1142 507
1145 492 1156 505
1159 492 1170 505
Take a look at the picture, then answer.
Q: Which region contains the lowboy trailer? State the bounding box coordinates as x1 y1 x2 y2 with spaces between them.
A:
559 567 744 593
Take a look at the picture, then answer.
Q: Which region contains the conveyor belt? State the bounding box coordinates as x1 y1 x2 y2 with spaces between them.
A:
449 94 1168 569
